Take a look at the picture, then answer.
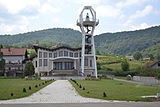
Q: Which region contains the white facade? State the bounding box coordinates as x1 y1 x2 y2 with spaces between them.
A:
33 46 96 77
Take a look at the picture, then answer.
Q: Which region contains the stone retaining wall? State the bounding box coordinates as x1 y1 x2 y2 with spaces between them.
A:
133 76 160 85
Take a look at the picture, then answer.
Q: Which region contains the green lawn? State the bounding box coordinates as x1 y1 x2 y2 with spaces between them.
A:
70 79 160 101
0 78 53 100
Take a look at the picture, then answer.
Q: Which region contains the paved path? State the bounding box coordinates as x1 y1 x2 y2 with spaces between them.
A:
0 80 108 104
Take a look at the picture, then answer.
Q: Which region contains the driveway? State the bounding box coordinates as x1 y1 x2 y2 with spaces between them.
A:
0 80 107 104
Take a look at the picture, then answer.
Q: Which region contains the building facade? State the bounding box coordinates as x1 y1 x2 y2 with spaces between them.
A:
0 48 28 77
33 45 96 77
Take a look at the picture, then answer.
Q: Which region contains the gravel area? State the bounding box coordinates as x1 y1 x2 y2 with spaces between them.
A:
0 80 108 104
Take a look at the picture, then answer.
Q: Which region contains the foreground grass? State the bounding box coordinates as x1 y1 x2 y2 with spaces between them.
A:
0 78 53 100
70 79 160 101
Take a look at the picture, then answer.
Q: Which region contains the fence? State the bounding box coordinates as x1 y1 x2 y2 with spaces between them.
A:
133 76 160 85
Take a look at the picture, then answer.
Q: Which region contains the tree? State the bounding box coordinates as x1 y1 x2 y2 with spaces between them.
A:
0 49 5 76
121 59 129 71
133 52 142 60
147 54 154 60
24 61 35 76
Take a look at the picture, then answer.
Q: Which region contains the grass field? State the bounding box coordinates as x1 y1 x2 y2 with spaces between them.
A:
97 55 148 72
70 79 160 101
0 78 53 100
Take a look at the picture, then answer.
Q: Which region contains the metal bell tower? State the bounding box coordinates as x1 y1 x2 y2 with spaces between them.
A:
77 6 99 78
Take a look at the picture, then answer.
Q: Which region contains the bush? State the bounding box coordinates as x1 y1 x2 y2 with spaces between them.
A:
23 88 27 93
42 82 44 85
121 59 129 71
35 85 38 88
11 93 13 96
79 84 82 88
103 92 107 97
83 87 85 90
29 86 31 90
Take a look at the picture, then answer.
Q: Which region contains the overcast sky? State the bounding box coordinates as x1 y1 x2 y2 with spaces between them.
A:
0 0 160 35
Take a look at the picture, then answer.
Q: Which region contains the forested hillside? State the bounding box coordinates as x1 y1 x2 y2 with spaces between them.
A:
95 25 160 55
0 28 81 47
141 42 160 58
0 25 160 55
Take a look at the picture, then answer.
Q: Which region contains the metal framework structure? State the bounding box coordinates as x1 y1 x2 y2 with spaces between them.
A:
77 6 99 78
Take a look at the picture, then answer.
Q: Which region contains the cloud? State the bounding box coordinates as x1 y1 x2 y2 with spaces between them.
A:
130 5 153 19
130 23 150 30
124 5 153 27
116 0 147 8
96 5 123 18
0 0 40 14
75 0 104 5
39 4 60 13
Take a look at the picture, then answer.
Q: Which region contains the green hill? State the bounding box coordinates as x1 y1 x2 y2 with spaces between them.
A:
95 25 160 55
0 25 160 55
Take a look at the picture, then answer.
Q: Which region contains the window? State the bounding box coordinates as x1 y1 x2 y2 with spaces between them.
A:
84 57 88 66
43 59 48 66
39 51 42 58
35 61 37 67
43 52 48 58
49 53 52 58
39 59 42 67
53 52 57 58
69 52 73 57
64 51 68 56
90 59 92 67
54 62 62 70
59 51 63 57
74 53 78 57
64 62 74 70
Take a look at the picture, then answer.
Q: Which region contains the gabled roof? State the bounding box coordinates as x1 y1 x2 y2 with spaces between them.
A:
145 61 160 67
0 48 27 56
33 45 81 52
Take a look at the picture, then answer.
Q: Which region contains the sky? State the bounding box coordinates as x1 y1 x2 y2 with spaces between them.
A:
0 0 160 35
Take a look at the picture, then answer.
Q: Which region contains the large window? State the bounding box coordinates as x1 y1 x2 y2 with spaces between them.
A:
84 57 88 66
54 52 57 58
54 62 63 70
53 62 74 70
69 52 73 57
59 51 63 57
43 59 48 66
39 51 42 58
49 53 52 58
64 62 74 70
64 51 68 56
74 52 78 57
90 59 92 67
39 59 42 67
43 52 48 58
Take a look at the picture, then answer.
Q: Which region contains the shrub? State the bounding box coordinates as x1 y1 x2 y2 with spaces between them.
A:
39 84 41 86
35 85 38 88
79 84 82 88
121 59 129 71
29 86 31 90
103 92 107 97
87 91 90 94
83 87 85 90
42 82 44 85
11 93 13 96
23 88 27 93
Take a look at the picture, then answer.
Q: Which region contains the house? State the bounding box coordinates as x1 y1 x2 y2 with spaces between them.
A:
32 45 96 77
142 57 150 61
145 61 160 68
125 56 134 60
0 48 28 77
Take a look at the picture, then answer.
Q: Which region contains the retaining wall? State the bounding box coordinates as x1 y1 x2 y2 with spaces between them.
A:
133 76 160 85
